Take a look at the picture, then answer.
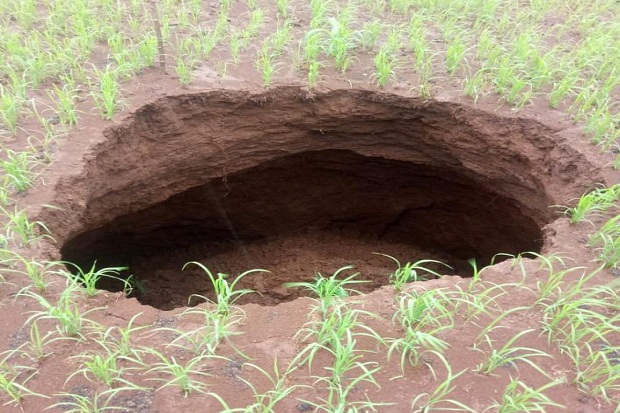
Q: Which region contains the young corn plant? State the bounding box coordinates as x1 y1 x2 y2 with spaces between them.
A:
387 328 450 373
375 253 450 292
48 83 78 125
92 313 148 359
358 21 382 50
485 378 565 412
394 289 455 332
221 360 307 412
241 9 264 46
411 352 475 413
20 321 58 361
325 14 357 73
285 265 369 316
175 56 196 86
229 31 243 65
596 234 620 268
388 289 454 372
1 206 52 247
0 362 46 407
145 349 226 396
293 306 383 370
183 262 264 319
0 149 39 192
463 68 490 103
588 214 620 268
558 184 620 224
298 328 386 412
57 261 130 297
21 284 103 338
548 68 579 108
0 349 48 407
255 44 277 88
302 362 385 412
475 329 552 376
48 387 138 413
371 28 402 87
445 37 467 75
158 313 242 357
570 342 620 404
268 21 292 58
540 269 613 345
307 60 322 88
66 345 143 389
0 85 25 135
1 251 59 292
90 67 122 120
535 265 584 305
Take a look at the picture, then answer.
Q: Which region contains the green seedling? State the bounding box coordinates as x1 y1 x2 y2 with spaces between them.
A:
1 250 59 291
596 234 620 268
92 313 148 358
67 349 135 388
475 329 552 376
485 378 565 412
241 9 264 46
375 253 450 292
47 387 138 413
300 332 385 412
183 262 264 319
21 284 103 338
65 333 147 390
558 184 620 224
159 313 242 357
358 21 382 50
285 265 369 315
0 149 39 192
293 306 383 370
570 341 620 403
536 266 584 305
0 85 24 135
324 15 357 73
175 56 195 86
255 43 277 88
146 350 225 396
58 261 130 297
411 352 475 412
21 321 57 361
387 328 450 372
1 206 52 246
48 83 78 125
0 350 48 406
307 60 322 88
394 289 455 331
90 67 122 120
445 37 467 75
227 360 307 412
590 214 620 266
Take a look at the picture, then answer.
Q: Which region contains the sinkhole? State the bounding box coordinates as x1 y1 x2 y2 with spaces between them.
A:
48 87 601 310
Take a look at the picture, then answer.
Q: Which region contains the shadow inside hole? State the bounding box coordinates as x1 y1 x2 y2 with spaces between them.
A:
61 150 543 310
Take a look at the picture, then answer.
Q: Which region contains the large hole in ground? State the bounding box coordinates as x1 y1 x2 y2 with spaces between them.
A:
50 88 600 310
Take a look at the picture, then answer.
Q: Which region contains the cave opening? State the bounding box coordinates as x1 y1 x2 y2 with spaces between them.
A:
60 149 543 309
44 87 601 310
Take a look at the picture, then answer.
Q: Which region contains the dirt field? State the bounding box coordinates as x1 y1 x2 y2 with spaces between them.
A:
0 0 619 412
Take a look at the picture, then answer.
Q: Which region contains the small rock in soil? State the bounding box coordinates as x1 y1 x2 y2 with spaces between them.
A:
296 403 314 412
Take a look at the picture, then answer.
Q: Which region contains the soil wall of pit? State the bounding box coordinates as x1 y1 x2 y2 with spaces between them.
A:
43 87 601 240
36 87 606 308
